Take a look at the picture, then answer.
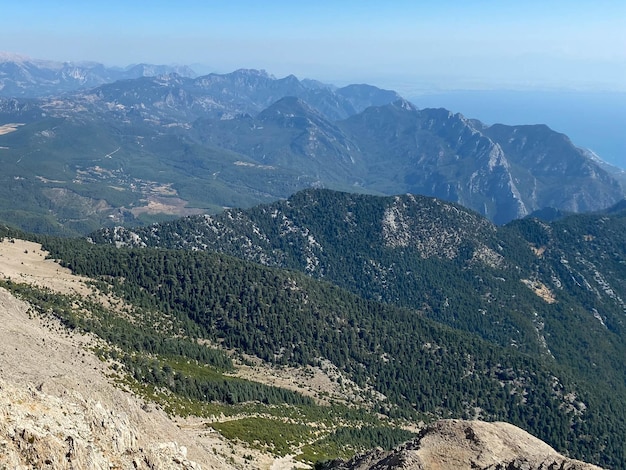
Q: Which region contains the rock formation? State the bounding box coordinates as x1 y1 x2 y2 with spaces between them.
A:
322 419 603 470
0 380 201 469
0 283 234 470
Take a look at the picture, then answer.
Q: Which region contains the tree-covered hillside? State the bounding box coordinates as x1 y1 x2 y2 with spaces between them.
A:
32 232 626 468
87 189 626 467
92 190 626 387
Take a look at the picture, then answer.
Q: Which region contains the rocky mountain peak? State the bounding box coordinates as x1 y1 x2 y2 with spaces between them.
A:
0 52 197 98
391 98 419 112
257 96 323 124
0 51 31 63
125 63 197 78
231 68 274 79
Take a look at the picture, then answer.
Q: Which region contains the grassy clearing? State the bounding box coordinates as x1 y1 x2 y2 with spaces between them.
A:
208 417 315 457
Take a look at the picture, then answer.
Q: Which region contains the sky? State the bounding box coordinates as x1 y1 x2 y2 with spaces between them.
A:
2 1 625 166
1 0 625 93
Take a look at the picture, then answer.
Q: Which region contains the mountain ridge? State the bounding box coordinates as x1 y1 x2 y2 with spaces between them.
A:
0 52 197 97
0 58 623 234
323 419 603 470
3 190 626 466
90 189 626 417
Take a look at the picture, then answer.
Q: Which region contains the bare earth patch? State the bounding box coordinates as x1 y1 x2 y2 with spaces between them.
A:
530 245 547 257
130 196 205 216
0 122 24 135
232 357 385 409
0 239 95 297
521 278 557 304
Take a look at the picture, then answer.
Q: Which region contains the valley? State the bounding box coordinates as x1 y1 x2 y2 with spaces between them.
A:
0 66 624 235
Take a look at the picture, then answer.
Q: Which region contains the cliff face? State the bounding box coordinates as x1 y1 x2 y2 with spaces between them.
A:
324 419 603 470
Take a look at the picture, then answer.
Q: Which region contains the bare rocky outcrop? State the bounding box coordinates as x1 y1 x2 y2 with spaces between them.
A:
0 379 201 469
323 419 603 470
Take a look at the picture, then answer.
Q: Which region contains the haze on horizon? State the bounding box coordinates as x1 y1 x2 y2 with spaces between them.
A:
2 0 625 93
2 1 625 167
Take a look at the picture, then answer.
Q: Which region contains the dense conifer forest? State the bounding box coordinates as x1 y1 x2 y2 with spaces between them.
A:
33 235 626 467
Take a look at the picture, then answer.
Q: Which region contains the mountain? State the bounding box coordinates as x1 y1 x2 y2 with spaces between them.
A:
0 52 196 97
191 69 402 120
0 71 401 235
192 96 363 185
0 266 603 469
91 188 626 363
483 123 622 213
0 62 623 235
60 68 401 123
337 102 623 224
1 57 622 469
581 147 626 190
89 188 626 467
4 190 626 466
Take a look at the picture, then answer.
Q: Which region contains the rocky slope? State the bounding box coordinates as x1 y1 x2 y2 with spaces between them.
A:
0 282 235 469
339 102 623 224
0 239 237 469
323 419 603 470
0 379 203 469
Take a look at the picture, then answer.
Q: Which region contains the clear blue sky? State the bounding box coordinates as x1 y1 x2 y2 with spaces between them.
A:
1 1 625 92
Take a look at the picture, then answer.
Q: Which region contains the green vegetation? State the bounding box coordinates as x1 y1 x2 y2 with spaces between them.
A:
208 418 415 461
5 193 626 467
209 417 314 457
0 274 415 463
0 279 312 408
36 236 626 467
90 190 626 406
0 112 320 236
300 425 415 462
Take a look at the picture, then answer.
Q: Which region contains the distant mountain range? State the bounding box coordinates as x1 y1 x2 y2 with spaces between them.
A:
0 54 623 234
0 52 196 97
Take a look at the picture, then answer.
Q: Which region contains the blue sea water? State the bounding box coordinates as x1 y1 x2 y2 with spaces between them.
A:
409 90 626 170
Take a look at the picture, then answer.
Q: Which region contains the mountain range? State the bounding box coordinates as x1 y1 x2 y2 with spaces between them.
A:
0 52 197 97
0 54 623 235
0 55 625 468
10 186 625 468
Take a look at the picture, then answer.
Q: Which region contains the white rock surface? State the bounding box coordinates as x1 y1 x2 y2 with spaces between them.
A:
329 419 603 470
